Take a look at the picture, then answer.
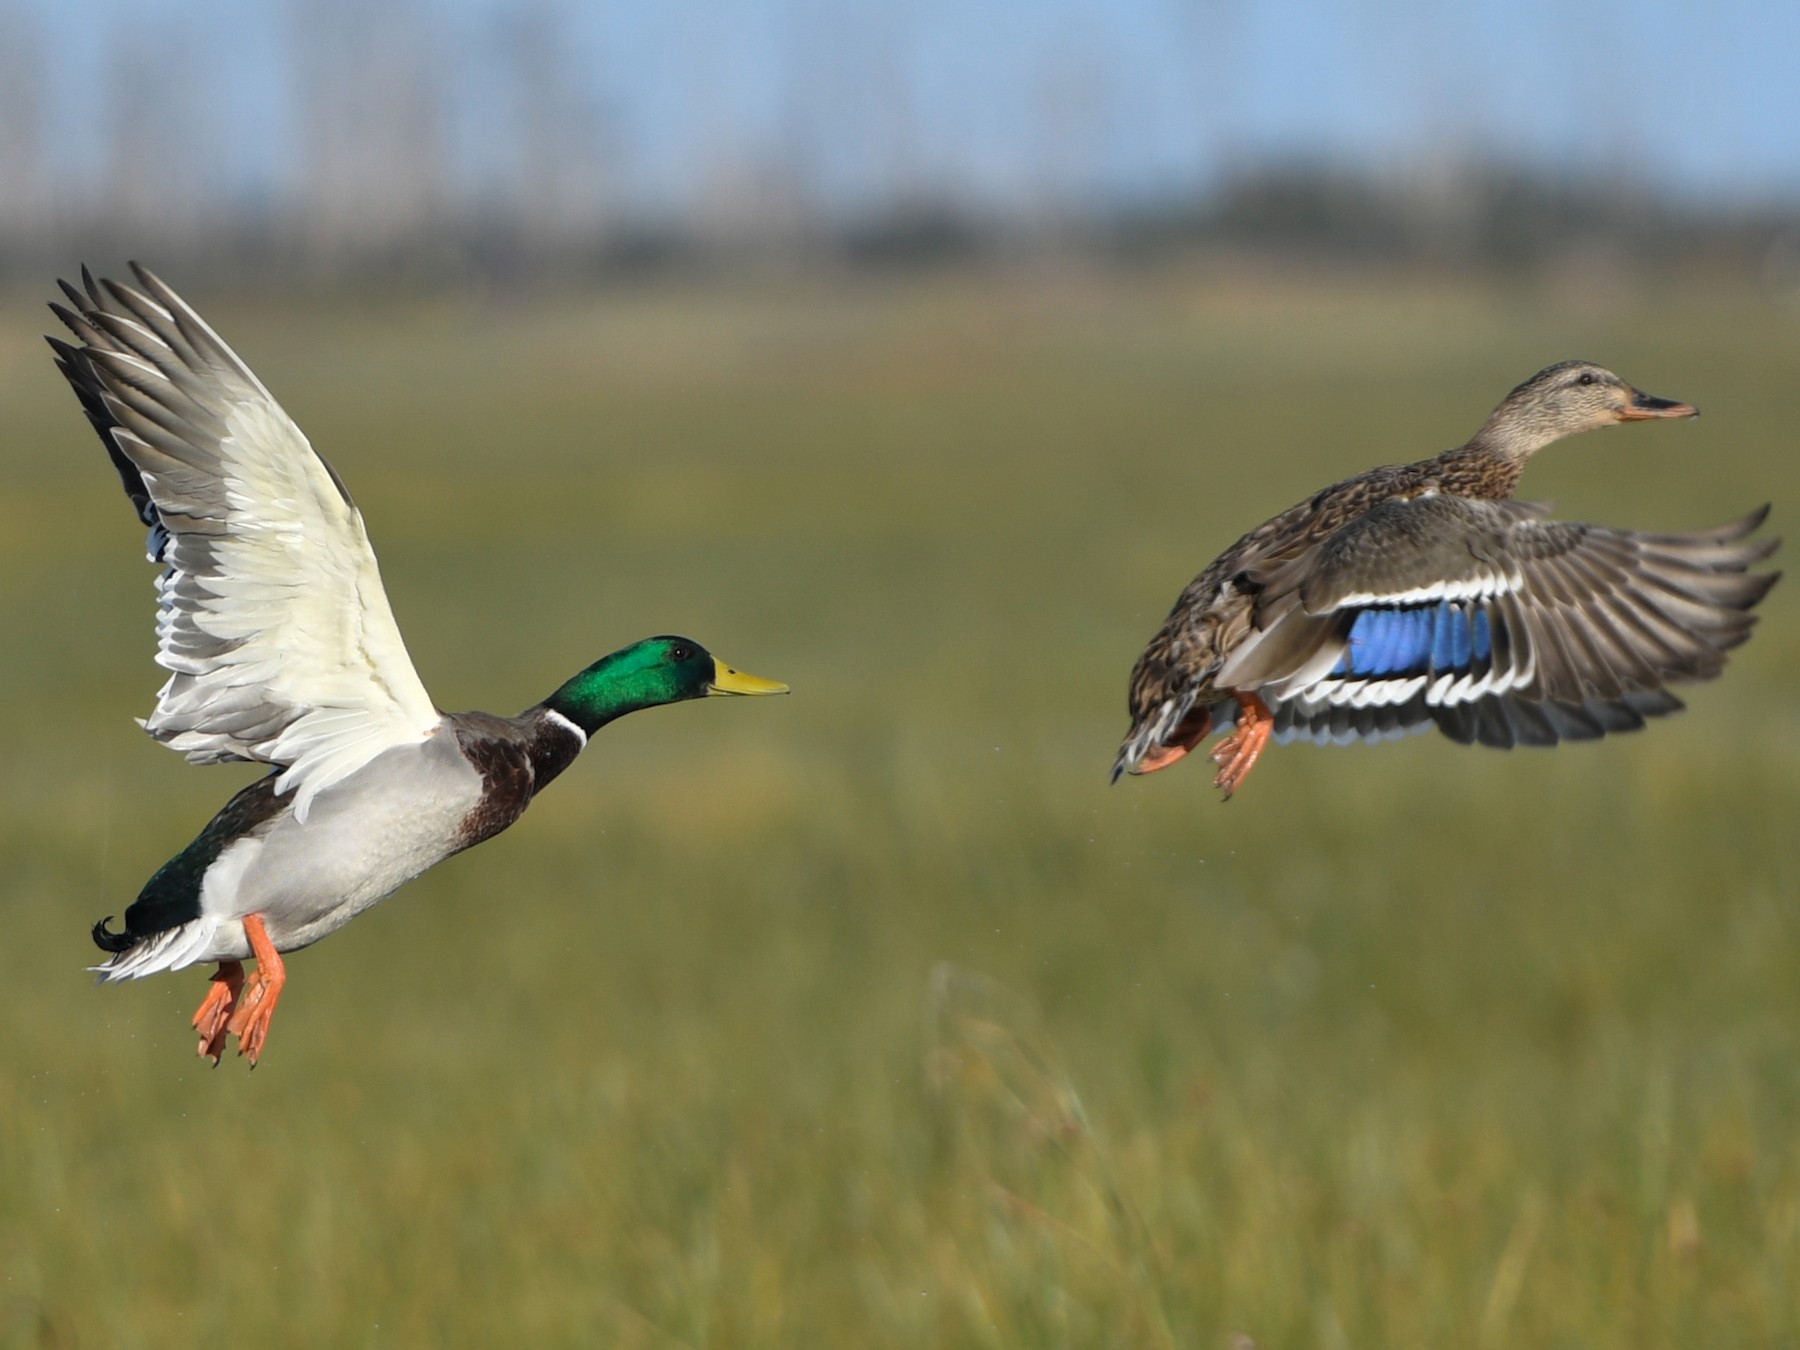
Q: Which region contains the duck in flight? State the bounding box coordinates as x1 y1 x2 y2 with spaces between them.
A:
1115 360 1778 798
49 264 788 1066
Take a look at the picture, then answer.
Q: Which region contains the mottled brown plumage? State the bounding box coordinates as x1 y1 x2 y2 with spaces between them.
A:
1115 360 1778 797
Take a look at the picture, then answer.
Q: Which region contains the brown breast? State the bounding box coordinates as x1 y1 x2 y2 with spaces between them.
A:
449 711 586 851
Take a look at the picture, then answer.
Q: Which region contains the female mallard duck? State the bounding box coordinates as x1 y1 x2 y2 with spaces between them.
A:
49 264 788 1066
1115 360 1777 798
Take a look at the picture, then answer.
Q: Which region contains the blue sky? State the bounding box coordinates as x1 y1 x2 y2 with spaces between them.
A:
12 0 1800 218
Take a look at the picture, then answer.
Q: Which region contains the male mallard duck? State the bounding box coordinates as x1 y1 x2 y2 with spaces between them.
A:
1115 360 1778 798
49 264 788 1066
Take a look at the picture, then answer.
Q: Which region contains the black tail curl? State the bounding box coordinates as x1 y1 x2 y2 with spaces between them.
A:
91 916 138 953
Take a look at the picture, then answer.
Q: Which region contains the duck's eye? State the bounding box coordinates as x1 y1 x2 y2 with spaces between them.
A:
670 644 691 661
1577 372 1597 386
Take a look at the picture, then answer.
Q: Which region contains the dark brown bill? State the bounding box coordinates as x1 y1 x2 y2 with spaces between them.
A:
1618 388 1699 420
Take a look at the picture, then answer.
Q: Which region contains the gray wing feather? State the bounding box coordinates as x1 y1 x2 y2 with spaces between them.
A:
50 264 441 820
1248 496 1775 747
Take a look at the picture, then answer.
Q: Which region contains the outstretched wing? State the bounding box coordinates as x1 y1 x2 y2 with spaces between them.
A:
48 264 441 819
1227 495 1778 748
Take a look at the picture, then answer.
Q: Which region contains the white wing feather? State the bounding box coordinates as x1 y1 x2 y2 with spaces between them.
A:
55 266 441 821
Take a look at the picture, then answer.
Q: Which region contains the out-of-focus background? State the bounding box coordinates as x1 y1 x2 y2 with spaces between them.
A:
4 0 1800 285
2 2 1798 1346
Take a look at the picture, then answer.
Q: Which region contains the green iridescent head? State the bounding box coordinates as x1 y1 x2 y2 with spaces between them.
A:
544 636 787 735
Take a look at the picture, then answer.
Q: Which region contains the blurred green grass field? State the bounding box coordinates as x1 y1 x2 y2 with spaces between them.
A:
1 264 1797 1347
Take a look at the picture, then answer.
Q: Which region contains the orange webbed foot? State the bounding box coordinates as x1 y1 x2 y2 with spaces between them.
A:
192 961 245 1065
222 915 286 1068
1210 693 1274 800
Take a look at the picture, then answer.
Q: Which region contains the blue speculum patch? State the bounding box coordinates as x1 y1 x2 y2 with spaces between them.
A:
1333 603 1492 678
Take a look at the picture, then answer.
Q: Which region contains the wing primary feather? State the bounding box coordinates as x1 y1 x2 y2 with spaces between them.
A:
52 265 442 818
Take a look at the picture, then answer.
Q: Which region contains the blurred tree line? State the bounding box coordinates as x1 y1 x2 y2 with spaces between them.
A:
1 0 1796 288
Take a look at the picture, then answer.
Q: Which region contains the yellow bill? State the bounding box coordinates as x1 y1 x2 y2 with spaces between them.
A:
708 658 789 696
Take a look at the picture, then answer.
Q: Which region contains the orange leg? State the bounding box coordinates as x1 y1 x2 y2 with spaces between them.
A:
1209 692 1275 800
192 961 245 1065
1134 707 1214 775
224 915 287 1068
